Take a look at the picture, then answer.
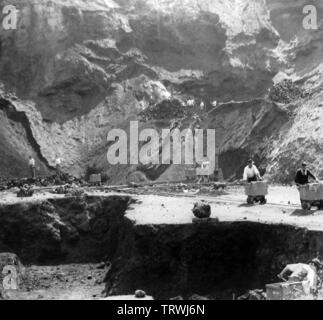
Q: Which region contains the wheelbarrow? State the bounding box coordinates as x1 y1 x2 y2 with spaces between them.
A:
89 174 102 186
298 183 323 210
245 181 268 205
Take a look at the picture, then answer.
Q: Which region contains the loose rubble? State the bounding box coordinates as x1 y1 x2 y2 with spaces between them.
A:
269 79 308 104
135 290 146 298
237 289 267 301
17 185 34 198
0 173 85 191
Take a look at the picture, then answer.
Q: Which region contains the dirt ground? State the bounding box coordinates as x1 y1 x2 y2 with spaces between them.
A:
106 185 323 232
1 184 323 231
1 184 323 300
3 264 107 300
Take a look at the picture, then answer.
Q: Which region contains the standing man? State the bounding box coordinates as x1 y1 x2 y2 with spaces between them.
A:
200 101 205 112
243 159 262 182
55 156 62 176
28 156 36 179
295 162 319 186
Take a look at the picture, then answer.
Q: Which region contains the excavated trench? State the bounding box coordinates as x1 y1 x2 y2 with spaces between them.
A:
1 195 323 299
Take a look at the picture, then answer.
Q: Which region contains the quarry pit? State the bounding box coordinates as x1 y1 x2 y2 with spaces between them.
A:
1 186 323 300
1 0 323 303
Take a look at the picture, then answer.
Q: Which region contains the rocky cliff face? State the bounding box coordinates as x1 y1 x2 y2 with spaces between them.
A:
0 0 322 181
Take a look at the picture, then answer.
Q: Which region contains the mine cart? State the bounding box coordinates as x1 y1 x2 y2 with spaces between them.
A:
298 183 323 210
185 167 196 181
244 181 268 205
89 174 102 186
266 282 305 300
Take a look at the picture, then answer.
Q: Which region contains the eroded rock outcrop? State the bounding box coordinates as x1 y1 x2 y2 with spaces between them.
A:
104 221 323 299
0 195 132 263
0 0 322 181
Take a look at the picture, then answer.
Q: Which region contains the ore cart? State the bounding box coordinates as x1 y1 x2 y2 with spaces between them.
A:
185 167 196 182
244 181 268 205
89 174 102 186
298 183 323 210
266 282 305 300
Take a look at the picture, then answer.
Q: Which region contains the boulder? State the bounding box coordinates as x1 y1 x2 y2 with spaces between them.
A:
192 202 211 219
135 290 146 298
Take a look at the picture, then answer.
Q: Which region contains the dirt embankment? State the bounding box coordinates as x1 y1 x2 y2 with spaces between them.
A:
0 195 132 264
2 192 323 299
104 220 323 299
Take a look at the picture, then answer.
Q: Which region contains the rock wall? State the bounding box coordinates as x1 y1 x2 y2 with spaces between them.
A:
0 195 132 263
105 220 323 299
2 195 323 299
0 0 322 181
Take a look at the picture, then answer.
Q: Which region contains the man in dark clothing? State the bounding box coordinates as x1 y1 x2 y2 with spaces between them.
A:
295 162 319 186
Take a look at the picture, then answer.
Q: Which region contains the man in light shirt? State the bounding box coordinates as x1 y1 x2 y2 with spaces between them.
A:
278 259 323 298
186 98 195 107
55 156 62 176
243 159 262 182
28 156 36 179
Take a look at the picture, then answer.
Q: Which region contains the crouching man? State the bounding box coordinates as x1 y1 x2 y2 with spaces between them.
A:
278 259 323 299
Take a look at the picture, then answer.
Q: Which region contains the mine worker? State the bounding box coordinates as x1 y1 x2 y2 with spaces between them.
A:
28 156 36 179
295 162 319 186
243 159 262 183
55 156 62 176
186 98 195 107
278 259 323 298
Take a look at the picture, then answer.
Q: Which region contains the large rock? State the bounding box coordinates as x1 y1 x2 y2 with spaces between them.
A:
192 202 211 219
